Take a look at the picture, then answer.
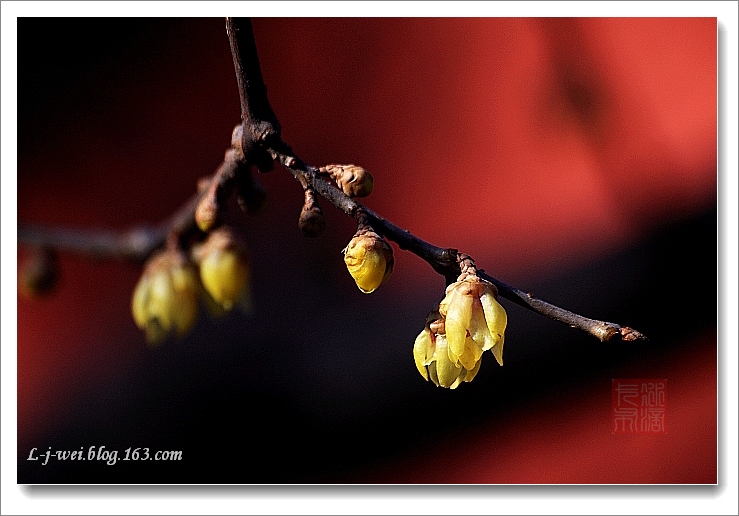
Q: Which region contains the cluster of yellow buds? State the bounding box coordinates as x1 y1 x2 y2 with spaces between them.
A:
343 225 393 294
413 271 507 388
131 227 251 345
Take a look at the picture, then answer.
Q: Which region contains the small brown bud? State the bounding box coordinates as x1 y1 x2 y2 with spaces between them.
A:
322 164 374 197
195 192 219 233
298 190 325 238
19 248 59 299
197 176 213 194
230 124 245 160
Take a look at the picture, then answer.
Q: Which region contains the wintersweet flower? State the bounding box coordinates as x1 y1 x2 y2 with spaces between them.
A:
343 228 393 293
413 311 482 389
413 274 507 388
131 249 199 344
439 275 507 368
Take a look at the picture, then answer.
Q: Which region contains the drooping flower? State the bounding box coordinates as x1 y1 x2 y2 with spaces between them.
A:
192 227 251 313
413 310 482 389
413 273 507 388
131 249 199 345
439 275 507 368
343 228 393 293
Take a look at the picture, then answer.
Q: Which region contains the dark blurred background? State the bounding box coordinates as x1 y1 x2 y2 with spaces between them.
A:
17 18 716 484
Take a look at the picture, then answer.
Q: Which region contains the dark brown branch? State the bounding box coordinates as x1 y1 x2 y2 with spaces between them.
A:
17 17 648 345
18 177 205 263
265 129 644 342
477 272 647 342
17 224 162 262
231 17 646 343
226 17 280 172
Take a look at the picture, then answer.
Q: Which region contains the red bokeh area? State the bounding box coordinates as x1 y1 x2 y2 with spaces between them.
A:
17 18 716 484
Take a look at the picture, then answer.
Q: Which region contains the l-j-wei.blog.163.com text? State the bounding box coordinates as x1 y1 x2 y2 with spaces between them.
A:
26 446 182 466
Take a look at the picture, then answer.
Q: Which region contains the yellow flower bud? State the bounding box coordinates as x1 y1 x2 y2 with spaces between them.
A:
131 250 199 345
193 228 251 312
343 229 393 293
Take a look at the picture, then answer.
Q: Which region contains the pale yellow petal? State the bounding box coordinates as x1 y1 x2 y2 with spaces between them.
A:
149 273 174 331
413 330 431 380
491 335 505 366
458 335 483 370
463 358 482 383
468 297 495 351
131 277 150 328
427 362 440 387
480 289 507 344
434 336 462 388
450 365 470 389
444 286 472 363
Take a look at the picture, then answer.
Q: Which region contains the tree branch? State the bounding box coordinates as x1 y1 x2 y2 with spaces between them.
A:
17 17 647 344
226 17 280 172
229 18 646 343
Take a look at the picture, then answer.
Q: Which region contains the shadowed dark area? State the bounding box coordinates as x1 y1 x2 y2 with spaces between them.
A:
18 206 715 483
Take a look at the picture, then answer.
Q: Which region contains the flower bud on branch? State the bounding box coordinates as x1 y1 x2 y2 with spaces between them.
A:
131 249 200 345
192 227 252 313
298 188 326 238
320 164 374 198
343 218 394 294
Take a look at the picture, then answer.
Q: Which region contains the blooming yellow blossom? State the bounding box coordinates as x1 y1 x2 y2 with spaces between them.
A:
413 311 482 389
131 249 199 345
439 275 507 367
413 275 507 388
343 230 393 293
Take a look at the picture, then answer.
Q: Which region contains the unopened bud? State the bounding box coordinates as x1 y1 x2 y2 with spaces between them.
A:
298 189 325 238
230 124 245 161
131 249 199 345
343 228 393 293
19 248 59 299
299 206 326 238
322 164 374 198
192 227 251 312
195 187 220 233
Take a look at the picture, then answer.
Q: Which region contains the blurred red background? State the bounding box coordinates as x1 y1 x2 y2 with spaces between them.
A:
17 18 716 483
